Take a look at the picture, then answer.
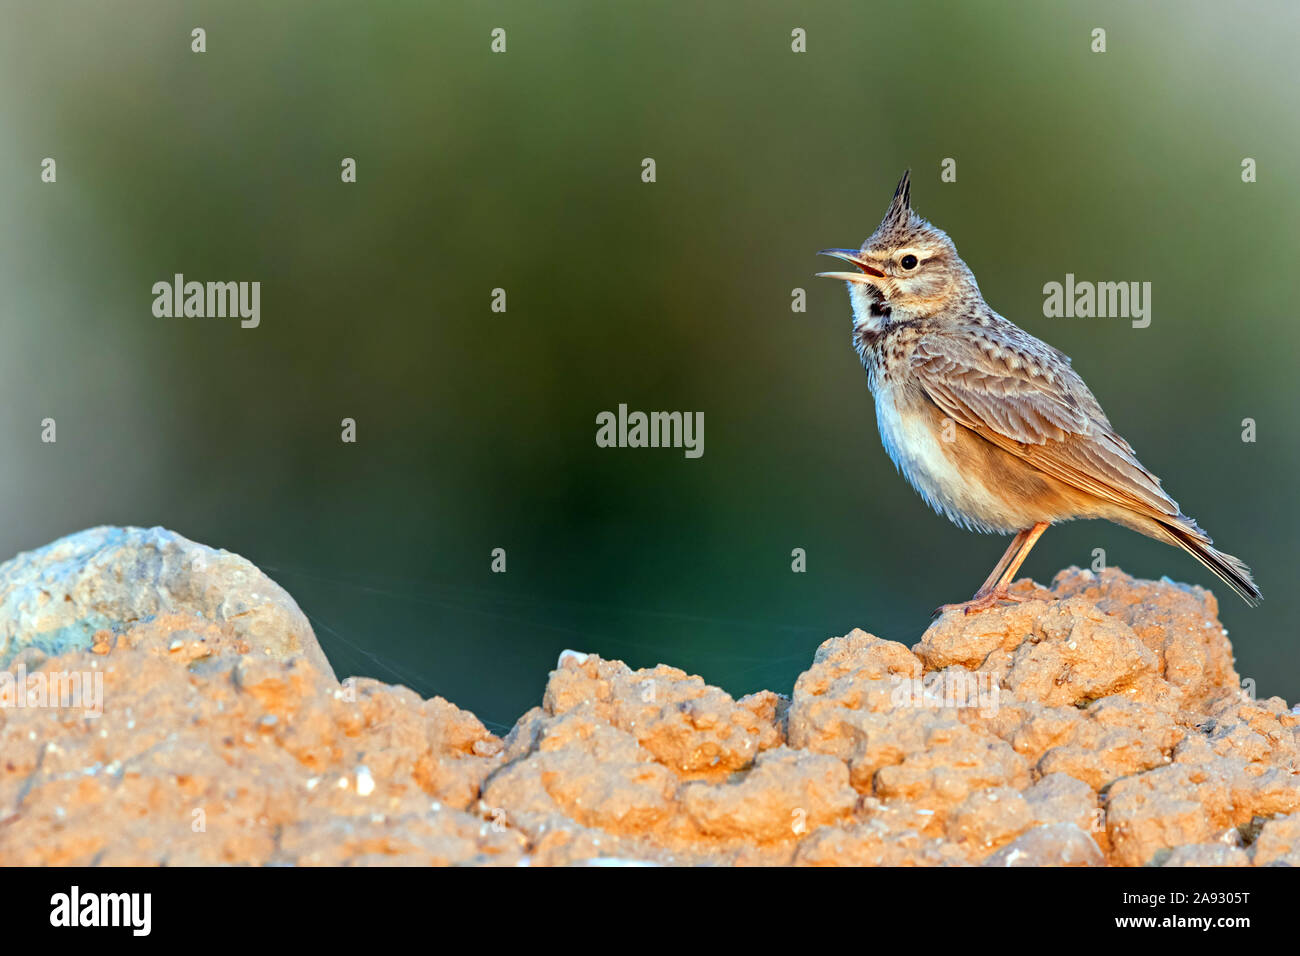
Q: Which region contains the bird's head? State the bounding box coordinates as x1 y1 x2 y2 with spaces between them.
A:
818 170 980 330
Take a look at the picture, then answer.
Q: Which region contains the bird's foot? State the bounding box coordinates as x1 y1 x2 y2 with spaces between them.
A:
931 586 1030 618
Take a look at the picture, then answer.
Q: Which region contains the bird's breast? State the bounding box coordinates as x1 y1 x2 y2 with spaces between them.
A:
872 385 1044 534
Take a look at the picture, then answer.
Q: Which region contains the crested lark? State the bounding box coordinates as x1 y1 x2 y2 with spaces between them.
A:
818 171 1260 614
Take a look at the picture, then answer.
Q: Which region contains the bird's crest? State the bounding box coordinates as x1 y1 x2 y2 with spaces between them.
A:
882 169 912 229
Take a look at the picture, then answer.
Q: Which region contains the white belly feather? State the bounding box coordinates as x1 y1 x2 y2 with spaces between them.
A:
872 386 1019 533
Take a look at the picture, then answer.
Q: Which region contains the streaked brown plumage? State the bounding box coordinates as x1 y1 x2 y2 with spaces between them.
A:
818 171 1260 613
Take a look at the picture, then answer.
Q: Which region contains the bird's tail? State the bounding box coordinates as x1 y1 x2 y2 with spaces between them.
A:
1154 520 1261 607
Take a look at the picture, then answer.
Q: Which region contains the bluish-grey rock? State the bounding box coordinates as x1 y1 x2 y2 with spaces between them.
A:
0 526 335 679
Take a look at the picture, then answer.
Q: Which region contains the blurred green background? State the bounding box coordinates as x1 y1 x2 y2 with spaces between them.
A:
1 1 1295 729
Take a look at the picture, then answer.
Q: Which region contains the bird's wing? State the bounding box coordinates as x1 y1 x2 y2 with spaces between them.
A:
909 322 1182 521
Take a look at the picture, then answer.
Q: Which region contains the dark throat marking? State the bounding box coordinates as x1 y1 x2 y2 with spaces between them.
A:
854 313 927 353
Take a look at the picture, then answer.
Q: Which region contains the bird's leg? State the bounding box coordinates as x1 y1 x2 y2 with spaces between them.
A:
933 522 1050 617
991 521 1049 592
971 528 1031 599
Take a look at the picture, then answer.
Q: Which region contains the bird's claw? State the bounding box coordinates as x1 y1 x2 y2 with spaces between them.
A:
931 587 1031 618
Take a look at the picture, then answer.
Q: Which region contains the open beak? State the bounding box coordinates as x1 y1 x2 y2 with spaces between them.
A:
816 248 885 284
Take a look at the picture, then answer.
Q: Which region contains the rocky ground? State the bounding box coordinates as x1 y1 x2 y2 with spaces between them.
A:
0 526 1295 866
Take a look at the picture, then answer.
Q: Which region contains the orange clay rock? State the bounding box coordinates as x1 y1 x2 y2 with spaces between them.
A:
0 551 1296 866
539 653 783 780
0 615 517 865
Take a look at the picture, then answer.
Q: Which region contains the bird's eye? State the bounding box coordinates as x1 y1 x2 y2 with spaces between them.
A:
900 254 919 270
